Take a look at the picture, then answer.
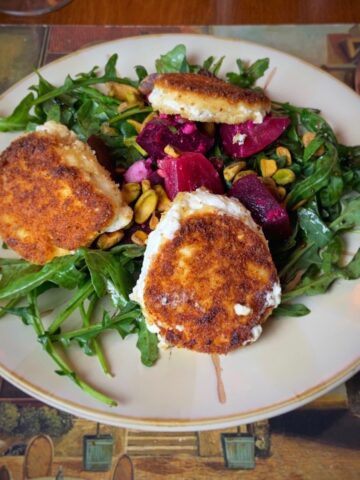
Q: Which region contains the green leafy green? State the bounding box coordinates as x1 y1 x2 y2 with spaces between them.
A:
286 143 338 209
303 135 325 162
82 249 132 308
0 93 36 131
136 317 159 367
155 44 190 73
330 196 360 232
297 207 332 248
226 58 269 88
273 303 311 317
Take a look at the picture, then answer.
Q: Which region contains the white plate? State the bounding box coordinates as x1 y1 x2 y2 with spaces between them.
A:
0 34 359 432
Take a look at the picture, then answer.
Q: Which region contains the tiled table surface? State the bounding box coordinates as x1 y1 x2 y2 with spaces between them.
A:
0 24 359 478
1 24 360 93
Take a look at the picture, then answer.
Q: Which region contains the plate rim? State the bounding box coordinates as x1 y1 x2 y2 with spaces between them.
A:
0 33 359 431
0 357 358 431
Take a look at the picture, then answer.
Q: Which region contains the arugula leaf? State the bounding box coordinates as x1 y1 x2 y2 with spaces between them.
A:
298 207 332 248
320 236 343 273
299 109 337 143
0 259 40 289
273 303 311 317
286 143 338 209
279 242 321 283
330 196 360 232
48 280 93 334
202 56 216 71
211 56 225 76
136 317 159 367
155 44 190 73
8 290 117 405
318 176 344 208
104 54 118 77
82 249 132 307
282 248 360 301
134 65 148 82
226 58 269 88
0 93 36 131
52 301 141 344
303 136 325 162
344 248 360 279
109 243 145 258
281 271 342 301
0 254 83 301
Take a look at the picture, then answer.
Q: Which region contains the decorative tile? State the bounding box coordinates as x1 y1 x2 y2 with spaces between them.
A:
45 25 208 63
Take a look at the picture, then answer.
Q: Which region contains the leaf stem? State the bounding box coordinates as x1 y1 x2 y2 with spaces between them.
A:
50 309 140 342
108 106 153 124
48 281 93 334
0 297 21 319
29 291 117 406
79 298 112 377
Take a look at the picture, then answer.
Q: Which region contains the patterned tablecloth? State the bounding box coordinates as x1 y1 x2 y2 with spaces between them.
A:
0 23 359 480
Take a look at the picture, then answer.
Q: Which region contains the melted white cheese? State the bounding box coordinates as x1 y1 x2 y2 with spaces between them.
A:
243 325 263 346
234 303 252 316
232 133 247 145
264 282 282 308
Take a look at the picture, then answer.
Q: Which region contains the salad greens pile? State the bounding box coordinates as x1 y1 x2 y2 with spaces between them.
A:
0 44 359 405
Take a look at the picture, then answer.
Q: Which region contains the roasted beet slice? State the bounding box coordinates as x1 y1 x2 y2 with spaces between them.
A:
137 115 214 159
220 115 290 158
158 152 224 200
229 174 291 239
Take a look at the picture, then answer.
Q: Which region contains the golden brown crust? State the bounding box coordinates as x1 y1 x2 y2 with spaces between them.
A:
143 212 278 354
154 73 271 108
0 132 115 264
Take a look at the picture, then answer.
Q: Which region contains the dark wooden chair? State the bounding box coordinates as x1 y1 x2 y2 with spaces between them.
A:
112 454 134 480
23 434 54 479
0 465 11 480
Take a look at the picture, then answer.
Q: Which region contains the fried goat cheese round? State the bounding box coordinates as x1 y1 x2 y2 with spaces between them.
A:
131 190 281 354
148 73 271 124
0 121 132 264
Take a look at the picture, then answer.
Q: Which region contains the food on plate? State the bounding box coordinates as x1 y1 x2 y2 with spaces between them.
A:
0 43 359 406
220 115 290 158
136 114 214 159
148 72 271 123
131 189 280 353
0 121 132 264
229 174 291 240
157 152 224 200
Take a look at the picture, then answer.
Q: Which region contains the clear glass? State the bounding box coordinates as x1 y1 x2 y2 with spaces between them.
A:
0 0 72 16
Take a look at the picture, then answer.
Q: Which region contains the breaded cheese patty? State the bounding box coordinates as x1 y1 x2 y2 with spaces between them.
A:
131 190 280 354
0 121 132 264
148 73 271 124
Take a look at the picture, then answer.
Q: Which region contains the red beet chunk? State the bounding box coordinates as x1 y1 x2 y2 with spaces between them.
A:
220 115 290 158
158 152 224 200
137 115 214 159
229 174 291 239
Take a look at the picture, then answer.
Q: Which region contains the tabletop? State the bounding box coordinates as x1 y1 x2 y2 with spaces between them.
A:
0 21 359 480
0 0 360 25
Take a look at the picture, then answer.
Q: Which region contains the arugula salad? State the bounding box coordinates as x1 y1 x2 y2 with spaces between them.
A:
0 44 359 406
